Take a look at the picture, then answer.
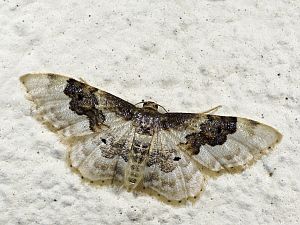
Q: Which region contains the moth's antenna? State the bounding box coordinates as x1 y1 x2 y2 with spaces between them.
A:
157 104 168 113
201 105 222 114
135 100 145 107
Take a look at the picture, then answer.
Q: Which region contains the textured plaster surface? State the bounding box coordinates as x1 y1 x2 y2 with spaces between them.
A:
0 0 299 224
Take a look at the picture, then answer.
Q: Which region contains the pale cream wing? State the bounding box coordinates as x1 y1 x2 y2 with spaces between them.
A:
176 115 282 171
20 73 137 182
69 120 135 182
20 73 136 139
143 130 206 201
20 73 91 136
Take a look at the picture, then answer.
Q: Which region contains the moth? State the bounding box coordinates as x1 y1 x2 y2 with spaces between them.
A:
20 73 282 202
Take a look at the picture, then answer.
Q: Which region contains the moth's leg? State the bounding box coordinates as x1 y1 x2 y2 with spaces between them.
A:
201 105 222 114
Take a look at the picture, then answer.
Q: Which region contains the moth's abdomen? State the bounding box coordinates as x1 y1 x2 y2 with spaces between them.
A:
125 134 152 190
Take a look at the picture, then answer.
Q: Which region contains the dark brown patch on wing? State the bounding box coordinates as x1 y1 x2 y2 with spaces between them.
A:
147 148 177 173
63 79 105 131
161 113 197 130
103 93 136 120
184 115 237 155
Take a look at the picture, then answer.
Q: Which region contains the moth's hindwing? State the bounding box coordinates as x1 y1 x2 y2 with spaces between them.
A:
143 131 206 201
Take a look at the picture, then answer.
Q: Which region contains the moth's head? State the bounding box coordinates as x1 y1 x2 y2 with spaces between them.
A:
142 101 159 111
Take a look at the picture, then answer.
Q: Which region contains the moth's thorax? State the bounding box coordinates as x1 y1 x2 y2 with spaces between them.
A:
133 110 162 135
125 133 152 189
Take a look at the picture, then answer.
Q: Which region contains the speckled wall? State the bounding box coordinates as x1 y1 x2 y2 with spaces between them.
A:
1 0 299 224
